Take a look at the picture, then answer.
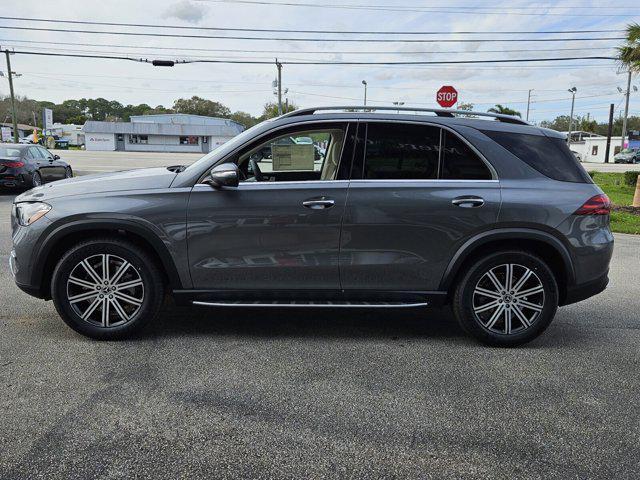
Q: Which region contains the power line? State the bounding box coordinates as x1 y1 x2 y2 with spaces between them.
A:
203 0 639 17
0 16 625 35
0 38 619 56
0 26 625 43
4 49 617 65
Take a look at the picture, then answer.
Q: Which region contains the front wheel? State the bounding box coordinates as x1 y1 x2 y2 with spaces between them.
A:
452 251 559 347
64 166 73 178
51 238 165 340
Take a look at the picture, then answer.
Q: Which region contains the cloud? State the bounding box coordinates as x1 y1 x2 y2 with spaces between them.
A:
163 0 207 24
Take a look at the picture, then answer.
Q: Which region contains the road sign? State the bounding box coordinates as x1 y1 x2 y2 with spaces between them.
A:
42 108 53 131
436 86 458 108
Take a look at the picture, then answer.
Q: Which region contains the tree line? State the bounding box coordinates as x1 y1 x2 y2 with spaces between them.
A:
0 95 297 129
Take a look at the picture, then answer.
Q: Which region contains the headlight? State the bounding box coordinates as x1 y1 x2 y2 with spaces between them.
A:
15 202 51 226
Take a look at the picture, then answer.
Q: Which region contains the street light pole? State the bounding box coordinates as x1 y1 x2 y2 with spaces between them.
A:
567 87 577 144
4 49 19 143
526 89 533 122
362 80 367 106
276 59 283 116
393 101 405 113
621 70 632 150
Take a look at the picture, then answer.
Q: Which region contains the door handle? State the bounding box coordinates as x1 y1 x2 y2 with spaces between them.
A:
452 196 485 208
302 198 335 210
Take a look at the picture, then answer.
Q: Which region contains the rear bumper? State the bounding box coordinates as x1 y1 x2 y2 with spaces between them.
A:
561 271 609 306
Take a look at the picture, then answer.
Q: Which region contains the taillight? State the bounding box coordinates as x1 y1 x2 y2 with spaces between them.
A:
1 161 24 168
574 194 611 215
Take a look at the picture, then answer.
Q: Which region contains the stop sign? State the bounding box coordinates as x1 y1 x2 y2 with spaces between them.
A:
436 85 458 108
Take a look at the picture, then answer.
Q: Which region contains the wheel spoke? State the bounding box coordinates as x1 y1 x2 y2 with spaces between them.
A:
109 260 131 285
518 299 543 312
68 275 98 290
484 304 505 329
512 305 532 328
81 259 103 285
504 307 512 334
515 285 544 299
110 297 131 322
505 264 514 291
474 299 501 314
113 291 143 306
101 298 110 327
475 287 502 299
116 279 143 291
102 254 109 282
512 269 533 293
486 269 504 292
80 296 102 320
69 291 99 304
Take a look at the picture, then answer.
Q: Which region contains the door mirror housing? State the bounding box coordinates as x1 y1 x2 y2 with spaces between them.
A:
205 162 239 189
53 154 60 160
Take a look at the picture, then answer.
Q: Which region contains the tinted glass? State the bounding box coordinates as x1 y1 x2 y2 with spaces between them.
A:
441 131 492 180
0 147 22 157
363 123 440 179
29 147 44 159
38 147 52 159
481 130 592 183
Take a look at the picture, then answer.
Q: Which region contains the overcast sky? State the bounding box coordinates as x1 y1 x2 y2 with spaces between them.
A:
0 0 638 123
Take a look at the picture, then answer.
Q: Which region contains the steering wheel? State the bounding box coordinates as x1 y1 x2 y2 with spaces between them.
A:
249 158 264 182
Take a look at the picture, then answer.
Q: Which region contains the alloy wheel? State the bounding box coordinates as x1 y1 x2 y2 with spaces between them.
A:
66 254 144 328
472 263 544 335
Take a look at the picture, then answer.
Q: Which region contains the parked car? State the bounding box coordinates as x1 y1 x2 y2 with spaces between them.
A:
10 107 613 346
0 144 72 189
613 147 640 164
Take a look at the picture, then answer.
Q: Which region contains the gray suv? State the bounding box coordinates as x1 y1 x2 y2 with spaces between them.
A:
10 107 614 346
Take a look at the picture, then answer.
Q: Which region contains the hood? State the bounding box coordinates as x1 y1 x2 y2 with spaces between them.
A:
16 167 178 202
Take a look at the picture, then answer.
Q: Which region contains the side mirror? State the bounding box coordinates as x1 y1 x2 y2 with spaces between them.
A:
53 154 60 160
205 162 239 189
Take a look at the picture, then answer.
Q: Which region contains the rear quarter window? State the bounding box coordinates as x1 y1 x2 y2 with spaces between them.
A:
481 130 592 183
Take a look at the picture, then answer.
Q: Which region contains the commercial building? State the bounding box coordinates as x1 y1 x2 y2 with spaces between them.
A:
83 114 245 153
567 130 638 163
51 123 85 146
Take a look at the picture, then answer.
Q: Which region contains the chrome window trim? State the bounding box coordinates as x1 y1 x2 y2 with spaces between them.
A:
360 118 499 181
196 119 358 185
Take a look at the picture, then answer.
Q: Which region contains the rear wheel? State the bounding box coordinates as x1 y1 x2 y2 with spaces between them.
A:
51 238 165 340
31 171 42 187
452 251 558 347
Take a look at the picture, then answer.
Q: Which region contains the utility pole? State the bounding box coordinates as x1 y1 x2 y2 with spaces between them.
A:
567 87 577 145
526 89 533 122
621 69 632 150
276 59 283 116
604 103 615 164
362 80 367 106
4 49 19 143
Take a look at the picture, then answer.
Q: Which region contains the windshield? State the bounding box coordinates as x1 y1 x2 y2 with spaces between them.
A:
620 148 638 154
0 147 22 157
184 120 272 172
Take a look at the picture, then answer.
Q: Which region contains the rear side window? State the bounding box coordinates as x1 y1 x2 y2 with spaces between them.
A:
481 130 591 183
441 131 492 180
363 123 440 179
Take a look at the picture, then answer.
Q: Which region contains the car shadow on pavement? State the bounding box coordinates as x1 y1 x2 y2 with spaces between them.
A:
141 302 468 342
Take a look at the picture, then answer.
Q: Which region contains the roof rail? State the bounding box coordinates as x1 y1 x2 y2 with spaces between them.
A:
280 105 529 125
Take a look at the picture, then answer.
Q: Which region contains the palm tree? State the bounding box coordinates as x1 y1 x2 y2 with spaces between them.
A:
618 23 640 72
487 104 521 118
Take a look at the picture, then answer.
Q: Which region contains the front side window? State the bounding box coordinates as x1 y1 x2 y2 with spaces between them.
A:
236 127 346 182
363 123 440 180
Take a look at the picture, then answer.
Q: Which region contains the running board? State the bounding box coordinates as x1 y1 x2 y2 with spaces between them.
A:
192 300 429 308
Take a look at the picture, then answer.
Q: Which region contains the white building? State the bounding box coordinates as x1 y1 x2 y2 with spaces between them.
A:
51 123 85 146
568 132 625 163
83 114 245 153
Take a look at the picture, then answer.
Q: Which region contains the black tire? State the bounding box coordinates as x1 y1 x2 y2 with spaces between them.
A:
31 171 42 187
51 237 165 340
64 166 73 178
452 250 558 347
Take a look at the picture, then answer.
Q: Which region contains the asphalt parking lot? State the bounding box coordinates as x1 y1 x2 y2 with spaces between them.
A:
1 169 639 479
